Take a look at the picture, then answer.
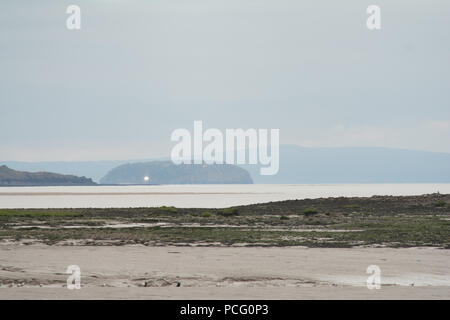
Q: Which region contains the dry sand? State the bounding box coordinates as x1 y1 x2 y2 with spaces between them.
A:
0 244 449 299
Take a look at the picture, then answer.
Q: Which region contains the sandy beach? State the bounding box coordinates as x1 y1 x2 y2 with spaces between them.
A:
1 194 448 299
1 244 449 299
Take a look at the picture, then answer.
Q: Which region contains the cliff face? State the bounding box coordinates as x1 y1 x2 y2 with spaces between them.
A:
100 161 253 185
0 165 96 186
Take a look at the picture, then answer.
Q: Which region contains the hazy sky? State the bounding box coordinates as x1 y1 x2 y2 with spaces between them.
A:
1 0 449 161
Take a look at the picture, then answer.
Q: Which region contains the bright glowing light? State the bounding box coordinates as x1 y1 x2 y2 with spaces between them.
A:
144 176 150 182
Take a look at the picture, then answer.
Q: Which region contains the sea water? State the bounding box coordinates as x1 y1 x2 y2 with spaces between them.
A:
0 184 449 209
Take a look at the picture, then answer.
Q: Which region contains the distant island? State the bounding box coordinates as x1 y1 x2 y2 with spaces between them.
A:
4 146 450 184
0 165 96 186
100 161 253 184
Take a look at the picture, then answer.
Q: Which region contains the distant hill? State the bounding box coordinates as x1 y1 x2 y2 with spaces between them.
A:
0 165 96 186
100 161 253 184
241 145 450 183
3 146 450 184
0 160 144 183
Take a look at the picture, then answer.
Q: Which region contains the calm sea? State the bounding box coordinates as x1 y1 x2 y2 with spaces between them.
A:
0 184 449 209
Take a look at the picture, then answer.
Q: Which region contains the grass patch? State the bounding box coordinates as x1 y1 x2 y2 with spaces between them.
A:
201 211 212 218
303 208 319 216
157 206 177 213
217 207 239 217
434 201 446 207
0 209 82 217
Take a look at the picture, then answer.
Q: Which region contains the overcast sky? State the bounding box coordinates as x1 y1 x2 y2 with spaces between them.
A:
1 0 449 161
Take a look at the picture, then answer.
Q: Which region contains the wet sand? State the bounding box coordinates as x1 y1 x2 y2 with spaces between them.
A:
0 245 449 299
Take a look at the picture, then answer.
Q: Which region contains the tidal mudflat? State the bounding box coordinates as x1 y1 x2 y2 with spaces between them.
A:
0 193 448 299
0 245 449 299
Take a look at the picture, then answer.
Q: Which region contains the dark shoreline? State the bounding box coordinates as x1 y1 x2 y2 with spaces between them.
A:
0 193 448 249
